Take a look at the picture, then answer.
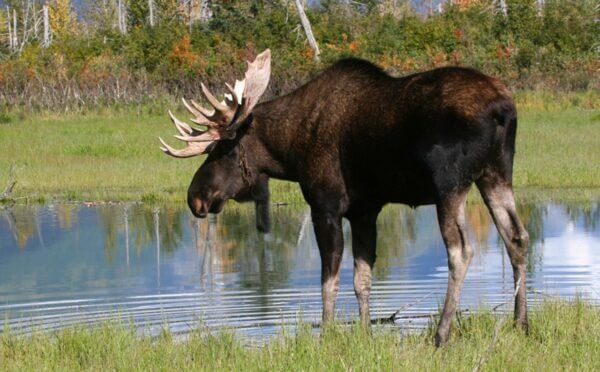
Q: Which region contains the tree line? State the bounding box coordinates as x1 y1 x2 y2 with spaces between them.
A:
0 0 597 112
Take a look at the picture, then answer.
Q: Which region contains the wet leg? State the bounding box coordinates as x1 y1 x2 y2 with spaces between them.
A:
312 210 344 323
435 189 474 346
348 209 379 324
477 180 529 328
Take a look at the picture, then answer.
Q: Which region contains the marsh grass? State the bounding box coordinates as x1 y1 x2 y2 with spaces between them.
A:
1 301 599 371
0 91 598 204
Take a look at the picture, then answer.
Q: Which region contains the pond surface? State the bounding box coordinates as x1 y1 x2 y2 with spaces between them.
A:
1 200 599 338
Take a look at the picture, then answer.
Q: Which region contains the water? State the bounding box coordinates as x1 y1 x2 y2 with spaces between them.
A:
1 201 599 338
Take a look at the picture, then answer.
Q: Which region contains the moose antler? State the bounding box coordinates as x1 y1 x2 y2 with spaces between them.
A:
159 49 271 158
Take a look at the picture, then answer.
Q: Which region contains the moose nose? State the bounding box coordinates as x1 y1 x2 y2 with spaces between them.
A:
188 196 208 218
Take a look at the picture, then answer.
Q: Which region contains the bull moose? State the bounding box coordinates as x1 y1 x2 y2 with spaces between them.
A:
159 50 529 346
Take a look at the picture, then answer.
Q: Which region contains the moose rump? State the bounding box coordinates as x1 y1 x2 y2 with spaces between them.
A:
159 50 529 347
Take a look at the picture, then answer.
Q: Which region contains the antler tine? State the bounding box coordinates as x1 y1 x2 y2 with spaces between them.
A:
201 82 229 112
182 98 220 130
159 137 213 158
225 82 243 106
182 98 209 121
173 130 216 142
168 110 192 136
190 117 219 128
189 99 215 118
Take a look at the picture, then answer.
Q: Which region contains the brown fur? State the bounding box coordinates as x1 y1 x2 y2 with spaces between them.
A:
184 59 529 346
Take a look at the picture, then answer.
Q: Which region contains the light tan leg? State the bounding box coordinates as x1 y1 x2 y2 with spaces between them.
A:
349 210 378 324
435 189 474 346
477 181 529 328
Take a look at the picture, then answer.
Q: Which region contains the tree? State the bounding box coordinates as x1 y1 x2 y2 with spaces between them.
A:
49 0 77 37
0 8 8 52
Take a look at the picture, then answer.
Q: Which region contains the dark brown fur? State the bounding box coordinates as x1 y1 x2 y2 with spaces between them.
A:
186 59 529 346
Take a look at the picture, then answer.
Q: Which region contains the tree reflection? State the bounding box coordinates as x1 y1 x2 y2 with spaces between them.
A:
560 201 599 231
374 205 419 280
2 208 38 248
98 204 185 264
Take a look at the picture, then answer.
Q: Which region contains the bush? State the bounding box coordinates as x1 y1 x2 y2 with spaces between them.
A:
0 0 597 112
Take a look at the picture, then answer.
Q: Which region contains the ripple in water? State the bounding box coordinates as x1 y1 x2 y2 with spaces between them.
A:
0 200 598 338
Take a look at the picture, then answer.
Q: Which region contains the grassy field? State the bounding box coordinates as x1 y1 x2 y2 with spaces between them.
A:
1 301 599 371
0 91 598 204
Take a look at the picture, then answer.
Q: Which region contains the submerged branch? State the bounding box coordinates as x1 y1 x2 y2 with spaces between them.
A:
371 291 437 325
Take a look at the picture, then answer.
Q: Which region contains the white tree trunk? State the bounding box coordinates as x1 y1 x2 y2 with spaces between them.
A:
7 6 13 51
43 3 51 47
20 0 31 52
293 0 320 61
498 0 507 16
188 0 192 33
536 0 544 16
33 1 39 39
12 9 18 50
118 0 127 34
148 0 155 26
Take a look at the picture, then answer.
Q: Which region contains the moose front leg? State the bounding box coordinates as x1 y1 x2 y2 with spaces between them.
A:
435 189 473 346
312 210 345 323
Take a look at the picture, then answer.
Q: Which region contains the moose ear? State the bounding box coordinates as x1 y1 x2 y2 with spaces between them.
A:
252 174 270 233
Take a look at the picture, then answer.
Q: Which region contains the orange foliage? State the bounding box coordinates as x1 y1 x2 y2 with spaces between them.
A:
324 33 359 54
453 28 465 41
170 34 206 71
301 45 315 60
451 50 463 65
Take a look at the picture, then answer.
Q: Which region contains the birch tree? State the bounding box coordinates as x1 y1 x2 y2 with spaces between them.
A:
148 0 155 26
293 0 320 61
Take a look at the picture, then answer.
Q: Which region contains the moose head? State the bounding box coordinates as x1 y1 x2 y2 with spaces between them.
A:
159 50 272 232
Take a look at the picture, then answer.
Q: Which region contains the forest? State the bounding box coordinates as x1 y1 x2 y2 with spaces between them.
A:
0 0 597 112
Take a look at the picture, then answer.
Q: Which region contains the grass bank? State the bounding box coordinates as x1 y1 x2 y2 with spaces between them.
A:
0 91 598 204
1 301 599 371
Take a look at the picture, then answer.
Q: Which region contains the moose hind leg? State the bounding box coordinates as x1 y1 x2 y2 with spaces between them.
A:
435 189 473 346
477 180 529 328
348 209 379 324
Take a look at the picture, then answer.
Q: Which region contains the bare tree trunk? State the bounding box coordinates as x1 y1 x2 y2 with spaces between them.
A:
42 3 50 47
293 0 320 62
20 0 31 52
536 0 544 16
118 0 127 34
12 9 18 51
199 0 213 23
498 0 507 16
188 0 192 33
7 6 13 51
148 0 155 26
33 1 39 39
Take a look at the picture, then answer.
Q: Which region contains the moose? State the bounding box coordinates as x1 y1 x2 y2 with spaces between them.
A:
159 50 529 346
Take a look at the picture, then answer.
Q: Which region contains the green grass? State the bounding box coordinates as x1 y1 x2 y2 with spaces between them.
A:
0 91 598 204
1 301 599 371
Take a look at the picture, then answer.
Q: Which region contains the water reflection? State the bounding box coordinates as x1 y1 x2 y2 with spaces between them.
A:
0 200 598 337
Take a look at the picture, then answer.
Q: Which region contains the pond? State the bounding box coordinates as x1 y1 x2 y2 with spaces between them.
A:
1 200 599 339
